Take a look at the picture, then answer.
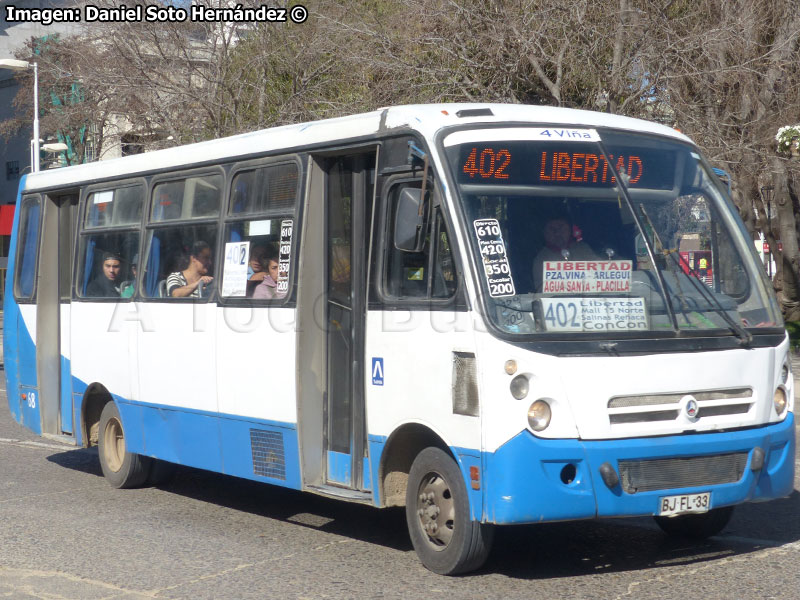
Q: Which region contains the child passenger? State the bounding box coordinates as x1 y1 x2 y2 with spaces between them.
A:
252 250 286 300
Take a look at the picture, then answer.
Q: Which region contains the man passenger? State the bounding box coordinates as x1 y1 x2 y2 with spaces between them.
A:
86 251 122 297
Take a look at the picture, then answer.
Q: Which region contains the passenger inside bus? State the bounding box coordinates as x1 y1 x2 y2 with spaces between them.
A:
252 246 285 300
86 251 122 297
246 244 268 296
167 240 214 298
120 254 138 298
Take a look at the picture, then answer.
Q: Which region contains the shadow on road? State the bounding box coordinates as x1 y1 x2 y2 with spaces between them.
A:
46 447 800 577
485 491 800 579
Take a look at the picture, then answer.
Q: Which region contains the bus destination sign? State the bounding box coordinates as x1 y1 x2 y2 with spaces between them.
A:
456 141 675 190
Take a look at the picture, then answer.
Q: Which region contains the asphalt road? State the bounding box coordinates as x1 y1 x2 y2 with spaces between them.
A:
1 371 799 599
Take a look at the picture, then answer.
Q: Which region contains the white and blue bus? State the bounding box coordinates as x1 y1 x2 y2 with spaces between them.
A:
4 104 794 574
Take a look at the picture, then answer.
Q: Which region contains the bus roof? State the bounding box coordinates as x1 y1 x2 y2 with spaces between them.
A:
22 103 692 193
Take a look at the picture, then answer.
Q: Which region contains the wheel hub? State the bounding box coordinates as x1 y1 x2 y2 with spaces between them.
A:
416 472 455 549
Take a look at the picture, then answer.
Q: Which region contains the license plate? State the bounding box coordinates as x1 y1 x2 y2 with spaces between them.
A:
658 492 710 516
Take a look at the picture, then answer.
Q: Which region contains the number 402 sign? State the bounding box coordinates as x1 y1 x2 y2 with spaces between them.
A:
222 241 250 297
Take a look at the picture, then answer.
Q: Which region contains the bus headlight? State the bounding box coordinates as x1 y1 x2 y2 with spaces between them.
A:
510 375 529 399
781 360 791 385
528 399 552 431
774 387 788 416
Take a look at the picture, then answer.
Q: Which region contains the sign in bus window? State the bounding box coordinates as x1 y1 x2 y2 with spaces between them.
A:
540 297 648 332
222 241 249 297
541 260 633 294
473 218 516 298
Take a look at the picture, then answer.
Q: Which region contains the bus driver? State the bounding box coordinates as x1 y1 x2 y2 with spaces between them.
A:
532 216 598 292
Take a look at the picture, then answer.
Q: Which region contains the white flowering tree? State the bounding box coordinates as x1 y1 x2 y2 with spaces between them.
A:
776 125 800 155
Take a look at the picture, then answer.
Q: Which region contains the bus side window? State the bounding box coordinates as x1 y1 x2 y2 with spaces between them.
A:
14 197 42 300
141 225 217 299
221 162 299 300
78 184 144 299
384 183 456 300
77 232 139 298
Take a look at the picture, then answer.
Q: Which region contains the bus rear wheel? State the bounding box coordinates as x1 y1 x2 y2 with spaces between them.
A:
654 506 734 539
405 447 494 575
98 402 150 488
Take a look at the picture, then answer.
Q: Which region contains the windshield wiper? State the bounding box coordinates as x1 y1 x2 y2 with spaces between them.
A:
595 138 680 331
664 240 753 346
597 139 751 346
637 204 692 317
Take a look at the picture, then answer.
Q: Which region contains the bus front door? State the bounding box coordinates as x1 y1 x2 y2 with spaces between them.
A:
324 153 375 489
297 150 376 493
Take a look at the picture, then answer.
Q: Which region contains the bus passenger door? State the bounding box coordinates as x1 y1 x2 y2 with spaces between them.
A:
297 150 376 492
37 193 78 438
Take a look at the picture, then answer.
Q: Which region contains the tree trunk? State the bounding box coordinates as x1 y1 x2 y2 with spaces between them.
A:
773 157 800 320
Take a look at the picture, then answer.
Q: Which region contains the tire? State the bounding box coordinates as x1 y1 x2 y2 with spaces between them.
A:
654 505 734 539
405 447 494 575
97 402 151 489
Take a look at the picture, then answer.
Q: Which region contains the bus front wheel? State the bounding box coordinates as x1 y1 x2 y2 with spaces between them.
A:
405 447 494 575
653 506 734 539
98 402 151 489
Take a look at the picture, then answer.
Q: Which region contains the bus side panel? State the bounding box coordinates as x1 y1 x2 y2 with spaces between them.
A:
16 306 41 433
3 178 42 434
218 417 301 489
126 401 223 472
122 399 302 489
3 306 41 432
364 311 482 514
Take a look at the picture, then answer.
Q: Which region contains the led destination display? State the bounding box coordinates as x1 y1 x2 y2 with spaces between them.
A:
456 141 676 190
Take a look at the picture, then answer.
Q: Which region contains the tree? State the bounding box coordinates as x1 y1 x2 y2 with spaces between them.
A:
651 0 800 318
0 33 114 165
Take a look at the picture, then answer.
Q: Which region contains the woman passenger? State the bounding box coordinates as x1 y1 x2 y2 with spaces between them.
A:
167 240 214 298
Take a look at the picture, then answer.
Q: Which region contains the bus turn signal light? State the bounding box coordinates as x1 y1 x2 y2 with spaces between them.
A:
470 466 480 490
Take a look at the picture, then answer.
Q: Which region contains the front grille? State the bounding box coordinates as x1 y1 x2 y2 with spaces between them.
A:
608 388 753 425
618 452 748 493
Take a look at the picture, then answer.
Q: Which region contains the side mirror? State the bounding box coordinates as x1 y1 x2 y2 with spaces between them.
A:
394 187 427 253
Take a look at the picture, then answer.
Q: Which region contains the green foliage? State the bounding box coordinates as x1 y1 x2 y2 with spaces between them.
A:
786 321 800 350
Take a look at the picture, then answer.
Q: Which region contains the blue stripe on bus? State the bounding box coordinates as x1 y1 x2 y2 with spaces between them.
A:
115 398 303 490
483 413 795 524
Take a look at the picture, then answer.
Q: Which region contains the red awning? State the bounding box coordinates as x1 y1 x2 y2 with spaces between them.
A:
0 204 15 236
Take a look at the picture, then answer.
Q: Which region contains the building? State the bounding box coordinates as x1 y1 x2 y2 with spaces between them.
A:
0 0 81 293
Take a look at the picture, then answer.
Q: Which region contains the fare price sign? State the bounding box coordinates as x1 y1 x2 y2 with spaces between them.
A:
276 219 293 295
542 260 632 294
540 297 648 332
473 218 516 297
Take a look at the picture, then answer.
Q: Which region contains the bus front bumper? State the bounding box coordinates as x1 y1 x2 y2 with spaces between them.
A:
482 413 795 524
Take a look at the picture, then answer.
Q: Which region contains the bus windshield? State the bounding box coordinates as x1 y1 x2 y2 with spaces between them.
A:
444 127 782 337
